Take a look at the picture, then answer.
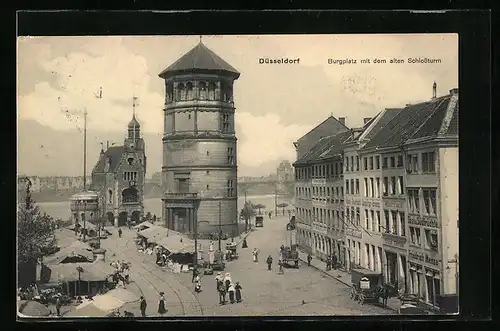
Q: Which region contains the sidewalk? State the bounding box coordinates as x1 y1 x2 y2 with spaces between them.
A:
296 250 400 313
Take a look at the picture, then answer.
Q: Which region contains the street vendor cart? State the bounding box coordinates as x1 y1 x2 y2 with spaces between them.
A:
350 268 385 305
225 243 239 261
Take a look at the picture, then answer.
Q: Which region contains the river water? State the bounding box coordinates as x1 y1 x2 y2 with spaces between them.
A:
38 195 294 221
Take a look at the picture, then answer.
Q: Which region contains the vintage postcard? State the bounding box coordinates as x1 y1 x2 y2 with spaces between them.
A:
17 34 458 318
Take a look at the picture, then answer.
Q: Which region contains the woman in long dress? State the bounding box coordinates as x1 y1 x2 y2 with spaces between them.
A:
235 282 243 303
228 283 236 304
224 273 232 291
157 292 167 316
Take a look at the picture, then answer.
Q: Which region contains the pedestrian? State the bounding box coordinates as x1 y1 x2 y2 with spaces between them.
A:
234 281 243 303
218 281 226 305
194 275 202 293
266 255 273 270
118 228 122 238
252 248 259 262
123 266 130 284
278 258 284 274
280 244 285 252
55 296 61 317
242 238 248 248
215 272 222 288
228 283 236 304
326 257 331 271
192 267 198 283
224 273 232 291
157 292 167 316
269 211 272 219
307 254 312 267
140 296 147 317
332 254 338 270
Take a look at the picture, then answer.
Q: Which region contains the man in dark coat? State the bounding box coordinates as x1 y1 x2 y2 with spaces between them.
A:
55 297 61 316
266 255 273 270
118 228 122 238
307 254 312 267
192 267 198 283
139 296 147 317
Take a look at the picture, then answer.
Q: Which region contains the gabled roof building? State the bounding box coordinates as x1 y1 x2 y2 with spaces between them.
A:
292 86 458 313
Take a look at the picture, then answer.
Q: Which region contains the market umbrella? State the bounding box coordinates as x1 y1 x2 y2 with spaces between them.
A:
18 300 52 317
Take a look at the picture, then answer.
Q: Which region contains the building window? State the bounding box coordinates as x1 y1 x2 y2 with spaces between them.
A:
227 180 234 197
397 155 404 167
227 147 235 165
398 176 404 195
220 113 230 132
390 156 395 168
384 210 390 233
345 157 349 172
351 179 355 194
346 180 349 194
422 152 436 173
369 157 374 170
391 211 397 234
364 209 369 229
375 156 380 169
206 185 210 190
371 210 375 231
370 178 375 197
383 177 389 196
350 156 354 172
177 178 190 193
422 189 437 215
335 163 339 176
399 212 406 236
383 157 388 168
376 211 381 232
390 177 396 195
376 177 380 197
364 178 368 197
108 190 113 204
355 179 360 195
356 207 361 226
364 157 368 171
356 156 360 171
199 81 207 99
412 155 419 172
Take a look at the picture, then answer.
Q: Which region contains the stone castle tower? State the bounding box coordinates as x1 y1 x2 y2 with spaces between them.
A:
158 40 240 237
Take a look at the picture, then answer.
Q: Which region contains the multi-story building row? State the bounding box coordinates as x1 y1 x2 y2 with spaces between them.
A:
292 87 458 311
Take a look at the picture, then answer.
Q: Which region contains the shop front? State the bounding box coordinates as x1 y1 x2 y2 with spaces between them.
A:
382 232 408 292
408 249 442 310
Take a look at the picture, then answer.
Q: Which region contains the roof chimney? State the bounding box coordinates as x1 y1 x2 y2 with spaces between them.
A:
338 117 346 126
432 81 437 99
449 88 458 95
363 117 372 125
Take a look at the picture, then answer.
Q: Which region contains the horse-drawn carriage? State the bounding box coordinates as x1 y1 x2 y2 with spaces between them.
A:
350 268 386 305
225 243 239 261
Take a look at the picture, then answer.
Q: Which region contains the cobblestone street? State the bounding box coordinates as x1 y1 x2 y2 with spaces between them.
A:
100 215 392 316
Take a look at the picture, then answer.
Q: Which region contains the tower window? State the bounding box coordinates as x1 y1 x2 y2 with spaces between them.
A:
186 82 194 100
188 114 191 119
227 147 234 165
227 180 234 197
128 158 134 165
220 113 230 132
199 82 207 100
206 151 210 156
206 185 210 190
208 82 216 100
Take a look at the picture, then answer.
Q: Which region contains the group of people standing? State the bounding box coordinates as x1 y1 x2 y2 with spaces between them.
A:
215 272 242 305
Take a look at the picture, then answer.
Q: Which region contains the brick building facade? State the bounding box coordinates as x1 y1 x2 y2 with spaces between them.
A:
159 41 240 237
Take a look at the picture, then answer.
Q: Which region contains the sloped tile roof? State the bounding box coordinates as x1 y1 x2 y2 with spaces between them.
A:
294 130 351 166
92 146 124 173
363 108 404 141
362 95 451 150
446 104 459 135
159 42 240 78
409 98 450 140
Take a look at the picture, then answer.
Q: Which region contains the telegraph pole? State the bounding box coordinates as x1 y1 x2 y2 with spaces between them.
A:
218 201 222 252
83 108 87 191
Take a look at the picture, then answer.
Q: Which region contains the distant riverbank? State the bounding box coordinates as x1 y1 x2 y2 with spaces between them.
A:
27 186 289 204
37 195 294 222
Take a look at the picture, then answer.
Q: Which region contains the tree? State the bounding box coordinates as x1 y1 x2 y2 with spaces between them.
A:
240 201 256 232
18 179 57 264
277 203 289 216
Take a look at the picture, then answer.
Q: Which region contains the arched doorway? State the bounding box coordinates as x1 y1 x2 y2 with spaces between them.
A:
118 212 128 227
131 211 141 223
106 212 114 226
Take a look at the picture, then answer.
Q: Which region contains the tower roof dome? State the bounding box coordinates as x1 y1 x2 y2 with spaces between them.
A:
128 115 140 128
159 41 240 79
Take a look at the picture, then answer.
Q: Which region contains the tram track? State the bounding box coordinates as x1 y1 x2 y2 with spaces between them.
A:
105 234 204 316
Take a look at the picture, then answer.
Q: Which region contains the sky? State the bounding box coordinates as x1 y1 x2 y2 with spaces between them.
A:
17 34 458 177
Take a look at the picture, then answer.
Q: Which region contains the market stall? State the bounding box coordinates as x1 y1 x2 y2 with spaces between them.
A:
64 288 139 317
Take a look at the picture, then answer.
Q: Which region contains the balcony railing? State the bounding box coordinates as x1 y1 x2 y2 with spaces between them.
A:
163 192 200 200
